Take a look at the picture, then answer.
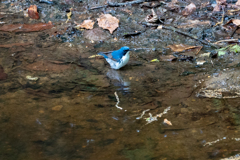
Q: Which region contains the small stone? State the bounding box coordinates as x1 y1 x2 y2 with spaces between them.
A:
52 105 63 111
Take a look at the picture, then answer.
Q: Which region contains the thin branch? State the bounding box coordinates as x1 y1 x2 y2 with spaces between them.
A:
141 22 220 49
214 39 239 44
90 0 147 10
107 0 145 7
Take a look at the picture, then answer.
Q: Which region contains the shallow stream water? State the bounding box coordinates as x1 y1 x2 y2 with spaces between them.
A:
1 0 240 160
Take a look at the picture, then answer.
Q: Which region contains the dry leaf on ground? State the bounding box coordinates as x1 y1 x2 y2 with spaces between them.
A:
223 19 240 30
145 9 158 23
182 3 196 16
167 44 201 52
231 19 240 26
97 14 119 34
75 20 95 30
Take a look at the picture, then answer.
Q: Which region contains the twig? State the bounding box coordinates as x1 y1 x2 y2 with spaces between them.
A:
114 92 123 110
90 5 107 10
213 6 225 27
107 0 145 7
136 109 150 119
141 22 220 49
90 0 146 10
214 39 238 44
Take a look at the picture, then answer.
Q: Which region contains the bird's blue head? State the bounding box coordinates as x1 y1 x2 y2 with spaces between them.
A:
120 46 131 51
119 46 132 55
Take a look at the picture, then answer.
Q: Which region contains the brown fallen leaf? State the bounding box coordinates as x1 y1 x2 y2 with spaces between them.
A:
223 19 240 30
0 21 53 32
97 14 119 34
75 20 94 30
182 3 196 16
164 119 172 126
167 44 201 52
28 5 39 19
231 19 240 26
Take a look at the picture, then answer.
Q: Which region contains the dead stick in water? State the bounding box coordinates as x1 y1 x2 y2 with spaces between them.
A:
141 22 220 49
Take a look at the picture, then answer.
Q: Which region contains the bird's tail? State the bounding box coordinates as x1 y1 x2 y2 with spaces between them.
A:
98 52 108 59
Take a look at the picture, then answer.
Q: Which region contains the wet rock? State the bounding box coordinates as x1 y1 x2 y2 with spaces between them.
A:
52 105 63 111
84 75 110 88
25 61 70 72
83 28 110 41
90 59 105 69
0 66 7 80
0 21 53 32
197 71 240 98
28 5 39 19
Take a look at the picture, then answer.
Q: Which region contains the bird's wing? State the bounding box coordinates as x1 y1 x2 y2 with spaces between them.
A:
98 51 119 62
111 50 123 62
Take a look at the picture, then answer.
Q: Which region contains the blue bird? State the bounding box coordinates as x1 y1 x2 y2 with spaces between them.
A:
98 46 132 70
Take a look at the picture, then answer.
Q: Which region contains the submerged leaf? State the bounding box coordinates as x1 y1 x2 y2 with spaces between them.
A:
150 59 159 62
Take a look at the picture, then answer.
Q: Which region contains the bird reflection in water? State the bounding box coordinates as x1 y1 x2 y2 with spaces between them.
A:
105 69 130 92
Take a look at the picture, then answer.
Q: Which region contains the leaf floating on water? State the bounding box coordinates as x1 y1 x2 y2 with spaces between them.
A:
163 118 172 126
88 55 102 58
150 59 159 62
26 75 39 81
75 20 95 30
97 14 119 34
196 60 206 65
167 44 201 52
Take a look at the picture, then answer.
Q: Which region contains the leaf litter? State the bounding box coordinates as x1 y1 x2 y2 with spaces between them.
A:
97 14 119 34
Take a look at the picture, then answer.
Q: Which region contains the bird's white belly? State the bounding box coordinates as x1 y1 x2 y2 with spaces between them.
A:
106 52 130 70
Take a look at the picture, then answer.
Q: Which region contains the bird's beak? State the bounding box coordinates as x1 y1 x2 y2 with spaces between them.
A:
129 49 133 51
